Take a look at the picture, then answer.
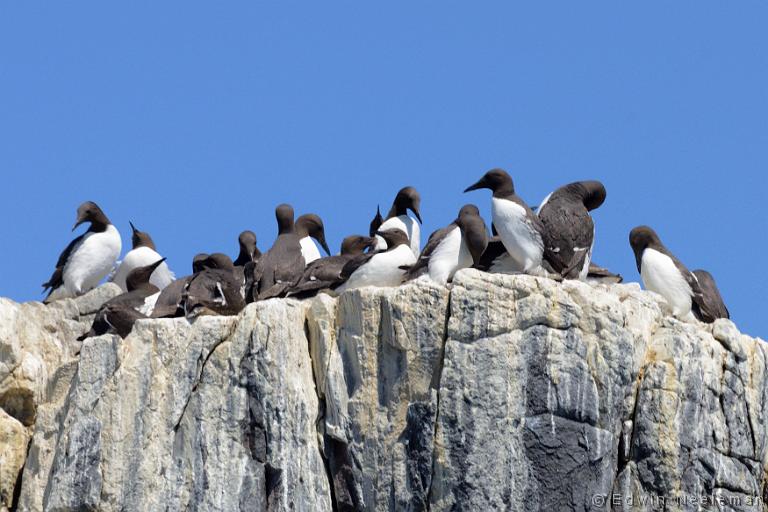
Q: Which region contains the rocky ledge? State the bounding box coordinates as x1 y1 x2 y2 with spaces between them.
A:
0 270 766 511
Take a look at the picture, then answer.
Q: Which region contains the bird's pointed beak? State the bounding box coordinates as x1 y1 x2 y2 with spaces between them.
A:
320 238 331 256
375 230 387 238
411 207 423 224
150 257 167 271
72 214 86 232
129 221 138 234
464 178 486 193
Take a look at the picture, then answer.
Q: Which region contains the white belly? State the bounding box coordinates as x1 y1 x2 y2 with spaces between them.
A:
491 198 543 272
375 215 420 256
338 245 416 292
300 236 322 264
427 227 472 285
640 248 692 317
63 225 122 295
111 246 175 291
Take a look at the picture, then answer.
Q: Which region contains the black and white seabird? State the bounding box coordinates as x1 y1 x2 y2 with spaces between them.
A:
369 206 384 237
691 269 730 322
464 169 545 273
183 253 246 317
403 204 488 285
538 181 607 280
629 226 722 322
296 214 331 264
287 235 378 297
233 231 261 266
79 258 167 340
43 201 122 302
337 228 417 292
111 222 175 291
250 204 306 300
372 187 422 256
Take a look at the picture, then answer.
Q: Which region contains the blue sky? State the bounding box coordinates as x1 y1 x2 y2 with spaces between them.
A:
1 3 766 338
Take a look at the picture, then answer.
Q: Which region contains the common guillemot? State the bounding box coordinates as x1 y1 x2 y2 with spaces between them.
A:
296 213 331 264
372 187 422 256
233 230 261 266
250 204 306 300
43 201 122 302
403 204 488 284
691 269 730 322
337 228 416 292
182 253 246 317
110 222 175 291
629 226 721 322
538 181 607 280
464 169 545 274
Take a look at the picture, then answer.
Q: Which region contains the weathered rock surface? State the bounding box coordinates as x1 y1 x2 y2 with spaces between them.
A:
1 271 766 511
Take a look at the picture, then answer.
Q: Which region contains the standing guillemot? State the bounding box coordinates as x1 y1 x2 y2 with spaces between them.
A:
43 201 122 303
79 258 167 340
372 187 422 256
233 231 261 266
110 222 175 291
403 204 488 284
250 204 306 300
336 228 416 292
691 269 730 322
296 214 332 264
464 169 545 274
152 253 210 318
183 253 246 317
538 181 607 280
287 235 378 297
629 226 720 322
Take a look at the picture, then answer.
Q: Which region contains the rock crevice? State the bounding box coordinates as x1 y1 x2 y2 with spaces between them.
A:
0 270 766 511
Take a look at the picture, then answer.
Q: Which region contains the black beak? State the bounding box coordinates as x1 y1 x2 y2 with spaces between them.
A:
320 238 331 256
375 230 388 238
72 215 86 232
410 206 423 224
129 221 138 234
464 178 487 193
149 257 167 271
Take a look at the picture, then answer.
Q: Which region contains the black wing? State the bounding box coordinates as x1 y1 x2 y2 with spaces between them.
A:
151 277 189 318
474 237 507 272
185 269 246 315
539 198 594 278
691 270 729 322
254 235 305 299
42 233 86 295
340 252 378 281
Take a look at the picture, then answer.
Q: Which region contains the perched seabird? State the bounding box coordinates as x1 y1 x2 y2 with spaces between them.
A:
110 222 175 291
372 187 422 256
691 269 730 322
538 181 607 280
337 228 416 292
403 205 488 284
250 204 306 300
43 201 122 302
233 231 261 266
287 235 378 297
369 206 384 237
79 258 166 340
629 226 721 322
183 253 246 317
464 169 545 273
151 253 210 318
295 214 331 264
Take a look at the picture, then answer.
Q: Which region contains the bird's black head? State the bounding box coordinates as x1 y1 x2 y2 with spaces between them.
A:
202 253 235 271
126 258 166 292
340 235 377 256
390 186 422 223
629 226 663 272
375 228 410 250
296 214 331 255
464 169 515 197
73 201 110 232
129 221 157 250
369 205 384 237
192 253 210 273
563 181 607 211
275 204 295 235
239 230 257 255
458 204 480 218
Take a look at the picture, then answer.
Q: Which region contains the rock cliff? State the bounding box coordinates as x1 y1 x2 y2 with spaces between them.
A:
0 270 766 511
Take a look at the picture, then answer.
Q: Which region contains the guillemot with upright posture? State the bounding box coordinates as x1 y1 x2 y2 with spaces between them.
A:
233 230 261 266
403 204 488 284
79 258 167 340
691 269 730 322
337 228 416 292
464 169 545 274
296 214 331 264
372 187 422 256
43 201 122 302
110 222 175 291
538 181 607 280
287 235 378 297
250 204 306 300
629 226 724 322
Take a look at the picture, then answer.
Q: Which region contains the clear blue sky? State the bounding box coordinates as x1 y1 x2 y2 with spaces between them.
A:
1 3 766 338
